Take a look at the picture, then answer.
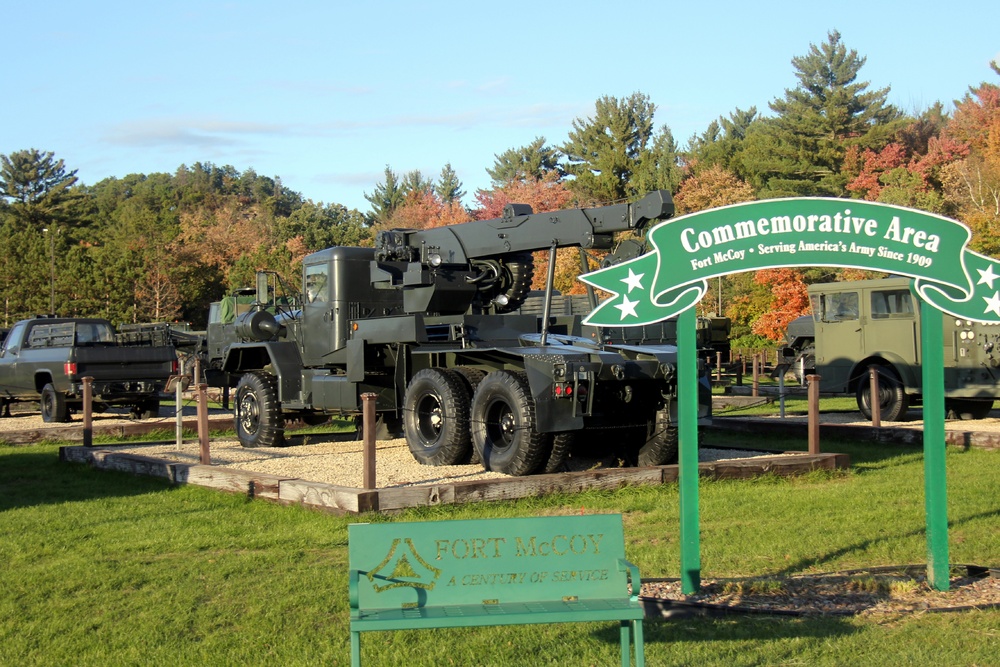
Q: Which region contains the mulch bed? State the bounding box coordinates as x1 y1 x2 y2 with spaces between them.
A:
640 565 1000 617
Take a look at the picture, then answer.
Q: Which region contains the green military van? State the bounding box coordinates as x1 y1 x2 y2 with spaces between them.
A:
784 277 1000 420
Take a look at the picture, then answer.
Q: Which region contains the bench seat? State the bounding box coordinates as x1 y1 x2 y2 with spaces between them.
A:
351 591 644 630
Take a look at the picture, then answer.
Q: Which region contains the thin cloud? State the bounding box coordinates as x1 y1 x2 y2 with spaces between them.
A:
103 118 293 148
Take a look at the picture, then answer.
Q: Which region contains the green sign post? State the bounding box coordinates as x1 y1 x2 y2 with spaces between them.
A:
582 198 1000 593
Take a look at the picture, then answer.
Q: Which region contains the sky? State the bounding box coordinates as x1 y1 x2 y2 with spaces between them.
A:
3 1 999 214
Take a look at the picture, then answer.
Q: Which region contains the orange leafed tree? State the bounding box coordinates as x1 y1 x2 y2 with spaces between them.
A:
673 165 755 215
940 76 1000 254
383 190 472 231
750 268 810 342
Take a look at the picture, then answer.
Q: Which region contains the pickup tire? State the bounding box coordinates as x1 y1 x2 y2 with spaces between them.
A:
235 371 285 448
403 369 472 465
471 370 546 476
41 384 69 423
856 366 909 421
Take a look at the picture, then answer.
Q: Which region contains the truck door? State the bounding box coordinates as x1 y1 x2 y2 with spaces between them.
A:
812 289 862 392
301 261 333 366
0 322 30 396
867 287 917 362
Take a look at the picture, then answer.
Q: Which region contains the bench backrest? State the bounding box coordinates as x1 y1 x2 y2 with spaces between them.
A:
349 514 628 611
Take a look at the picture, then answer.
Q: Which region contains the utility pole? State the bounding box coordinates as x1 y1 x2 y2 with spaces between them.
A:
43 227 55 315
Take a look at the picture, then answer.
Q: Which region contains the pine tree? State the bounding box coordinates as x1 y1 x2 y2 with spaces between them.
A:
401 170 433 197
741 31 902 197
631 125 682 195
363 166 406 226
486 137 564 185
561 93 657 203
435 163 466 203
0 149 82 229
685 107 758 177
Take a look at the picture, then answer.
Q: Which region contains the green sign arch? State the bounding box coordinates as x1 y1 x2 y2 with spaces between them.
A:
581 198 990 593
581 198 1000 326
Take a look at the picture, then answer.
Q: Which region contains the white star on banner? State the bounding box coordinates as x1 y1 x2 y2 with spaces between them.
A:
615 296 639 320
984 291 1000 317
977 264 999 289
621 268 645 293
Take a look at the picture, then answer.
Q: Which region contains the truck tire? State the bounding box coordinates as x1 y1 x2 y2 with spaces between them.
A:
480 253 534 313
452 367 487 464
403 368 472 466
947 398 994 420
235 371 285 448
471 370 547 476
638 409 679 466
41 383 69 423
856 367 909 421
541 431 573 473
133 397 160 420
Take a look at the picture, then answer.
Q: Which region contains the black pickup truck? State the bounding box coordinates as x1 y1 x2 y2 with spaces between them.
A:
0 318 177 422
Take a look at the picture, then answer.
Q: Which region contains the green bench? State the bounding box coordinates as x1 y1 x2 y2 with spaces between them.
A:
348 513 645 666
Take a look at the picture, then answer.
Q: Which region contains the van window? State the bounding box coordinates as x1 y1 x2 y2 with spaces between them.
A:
870 289 913 318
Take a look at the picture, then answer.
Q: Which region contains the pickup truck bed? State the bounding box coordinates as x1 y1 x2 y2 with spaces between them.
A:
0 318 177 422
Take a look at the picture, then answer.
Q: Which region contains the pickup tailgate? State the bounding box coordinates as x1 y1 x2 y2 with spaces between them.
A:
72 346 176 382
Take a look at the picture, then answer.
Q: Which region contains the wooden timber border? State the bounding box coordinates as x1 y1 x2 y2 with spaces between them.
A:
0 416 235 445
59 445 849 514
709 418 1000 450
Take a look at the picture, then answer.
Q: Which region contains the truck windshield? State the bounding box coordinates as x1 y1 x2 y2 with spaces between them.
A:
304 264 329 303
812 292 859 322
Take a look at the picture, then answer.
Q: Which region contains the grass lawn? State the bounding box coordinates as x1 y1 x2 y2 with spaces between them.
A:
1 432 999 666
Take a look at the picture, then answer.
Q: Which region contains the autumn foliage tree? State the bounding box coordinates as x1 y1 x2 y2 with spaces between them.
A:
749 269 810 342
939 68 1000 255
673 165 755 215
384 189 471 231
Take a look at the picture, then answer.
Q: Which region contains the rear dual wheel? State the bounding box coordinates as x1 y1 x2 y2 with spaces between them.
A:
637 409 679 467
403 368 473 465
471 370 548 476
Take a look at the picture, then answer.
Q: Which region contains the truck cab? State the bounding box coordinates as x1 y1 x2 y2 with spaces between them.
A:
799 278 1000 420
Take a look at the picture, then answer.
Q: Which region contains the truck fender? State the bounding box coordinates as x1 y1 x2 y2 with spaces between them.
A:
33 370 61 394
850 353 917 392
222 341 303 402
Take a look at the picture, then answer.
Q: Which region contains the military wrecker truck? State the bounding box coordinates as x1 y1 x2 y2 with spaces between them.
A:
0 317 178 421
220 191 711 475
782 277 1000 420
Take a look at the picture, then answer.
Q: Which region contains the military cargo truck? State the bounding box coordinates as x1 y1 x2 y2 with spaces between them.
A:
782 277 1000 420
217 191 712 475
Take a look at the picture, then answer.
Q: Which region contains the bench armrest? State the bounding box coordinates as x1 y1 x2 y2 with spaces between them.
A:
349 569 361 611
617 558 642 602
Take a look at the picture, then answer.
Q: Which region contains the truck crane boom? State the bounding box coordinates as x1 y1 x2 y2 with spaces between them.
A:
372 190 674 315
